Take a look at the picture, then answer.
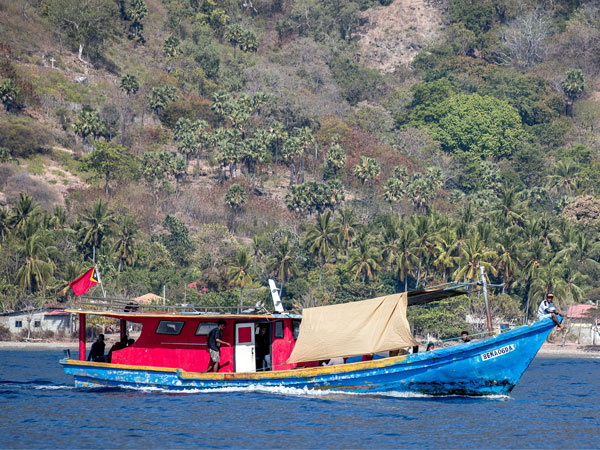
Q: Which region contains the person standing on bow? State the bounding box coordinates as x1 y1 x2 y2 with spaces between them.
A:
206 320 231 372
537 293 564 330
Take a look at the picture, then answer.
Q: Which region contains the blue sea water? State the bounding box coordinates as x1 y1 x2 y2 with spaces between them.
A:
0 348 599 449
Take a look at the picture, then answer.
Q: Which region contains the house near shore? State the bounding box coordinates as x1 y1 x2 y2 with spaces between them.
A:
0 308 75 336
567 304 600 345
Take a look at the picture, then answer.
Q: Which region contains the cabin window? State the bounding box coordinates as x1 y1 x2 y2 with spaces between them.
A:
155 320 184 335
292 320 301 340
15 320 22 328
195 322 217 336
34 321 41 328
274 320 284 339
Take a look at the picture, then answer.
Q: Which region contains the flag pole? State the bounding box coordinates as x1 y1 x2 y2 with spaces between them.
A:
95 264 106 298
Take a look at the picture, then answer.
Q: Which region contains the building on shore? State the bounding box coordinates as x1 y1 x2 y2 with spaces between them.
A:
567 304 600 345
0 308 75 336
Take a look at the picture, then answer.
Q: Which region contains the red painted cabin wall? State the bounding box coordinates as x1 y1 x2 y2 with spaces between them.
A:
110 316 317 372
111 317 234 373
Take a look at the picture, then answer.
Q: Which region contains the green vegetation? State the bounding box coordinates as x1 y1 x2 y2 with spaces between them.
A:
1 0 600 339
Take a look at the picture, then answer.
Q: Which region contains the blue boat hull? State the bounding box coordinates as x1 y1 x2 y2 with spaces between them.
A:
61 318 556 396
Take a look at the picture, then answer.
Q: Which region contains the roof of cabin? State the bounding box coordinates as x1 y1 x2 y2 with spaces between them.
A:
64 309 302 320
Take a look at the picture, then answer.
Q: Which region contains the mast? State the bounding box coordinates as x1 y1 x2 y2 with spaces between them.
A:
480 266 493 334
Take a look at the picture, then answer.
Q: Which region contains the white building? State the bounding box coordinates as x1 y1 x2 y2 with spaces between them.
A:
0 309 74 335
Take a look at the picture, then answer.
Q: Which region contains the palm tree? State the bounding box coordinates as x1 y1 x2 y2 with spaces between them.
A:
410 215 433 288
0 207 9 243
79 199 115 259
228 249 253 312
266 236 297 293
546 160 579 196
495 232 519 294
347 235 381 284
520 239 546 322
112 217 137 272
453 233 497 282
380 216 400 272
496 187 524 227
9 193 40 235
396 225 418 292
16 230 57 294
303 211 340 286
335 207 359 260
433 229 458 282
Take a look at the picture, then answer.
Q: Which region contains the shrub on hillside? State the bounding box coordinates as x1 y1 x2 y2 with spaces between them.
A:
0 116 52 158
0 325 11 341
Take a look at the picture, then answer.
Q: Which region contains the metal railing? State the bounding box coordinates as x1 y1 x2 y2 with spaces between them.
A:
70 296 264 315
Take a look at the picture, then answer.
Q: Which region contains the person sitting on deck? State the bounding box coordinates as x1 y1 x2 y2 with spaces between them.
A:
537 293 564 330
460 331 471 343
426 343 434 351
88 334 105 362
107 336 128 363
206 320 231 373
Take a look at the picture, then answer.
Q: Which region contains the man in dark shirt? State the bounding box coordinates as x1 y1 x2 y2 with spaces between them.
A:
88 334 105 362
460 331 471 343
206 320 230 372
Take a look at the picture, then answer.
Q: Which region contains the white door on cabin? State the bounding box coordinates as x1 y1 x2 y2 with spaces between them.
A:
235 323 256 373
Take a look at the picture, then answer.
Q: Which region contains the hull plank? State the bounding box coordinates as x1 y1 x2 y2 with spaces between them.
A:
62 318 555 396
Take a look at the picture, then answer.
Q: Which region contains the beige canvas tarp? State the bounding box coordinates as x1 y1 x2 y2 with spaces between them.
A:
286 292 418 364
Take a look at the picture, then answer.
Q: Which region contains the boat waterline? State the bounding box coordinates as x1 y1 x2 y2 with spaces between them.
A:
61 318 555 395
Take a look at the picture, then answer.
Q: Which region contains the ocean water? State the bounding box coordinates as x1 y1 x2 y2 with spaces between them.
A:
0 348 599 449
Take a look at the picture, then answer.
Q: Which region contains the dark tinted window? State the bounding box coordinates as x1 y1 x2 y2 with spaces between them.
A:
274 321 284 339
34 321 41 327
292 320 301 340
156 320 184 335
195 322 217 336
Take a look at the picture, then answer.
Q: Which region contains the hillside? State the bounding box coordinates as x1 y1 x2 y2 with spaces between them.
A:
1 0 600 338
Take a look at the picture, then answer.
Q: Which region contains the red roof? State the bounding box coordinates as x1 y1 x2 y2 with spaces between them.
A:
567 304 595 319
45 309 70 316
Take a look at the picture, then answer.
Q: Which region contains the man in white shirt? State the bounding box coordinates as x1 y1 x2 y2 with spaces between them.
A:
537 293 564 330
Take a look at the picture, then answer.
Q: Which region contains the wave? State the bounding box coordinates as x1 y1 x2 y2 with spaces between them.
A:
76 383 511 400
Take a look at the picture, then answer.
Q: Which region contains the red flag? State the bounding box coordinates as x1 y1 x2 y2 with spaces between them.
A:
69 267 98 296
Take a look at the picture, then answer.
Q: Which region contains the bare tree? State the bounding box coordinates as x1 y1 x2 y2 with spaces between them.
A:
496 9 553 68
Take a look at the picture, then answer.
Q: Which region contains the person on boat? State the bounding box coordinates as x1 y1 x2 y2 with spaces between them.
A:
88 334 105 362
107 336 128 363
537 293 564 330
426 343 434 351
460 331 471 343
255 325 270 371
206 320 231 372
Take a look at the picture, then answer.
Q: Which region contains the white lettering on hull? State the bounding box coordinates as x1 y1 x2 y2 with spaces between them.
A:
480 344 515 361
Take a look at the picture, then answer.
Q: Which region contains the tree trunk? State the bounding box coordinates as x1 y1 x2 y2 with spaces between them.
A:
105 171 110 195
196 153 200 178
239 287 244 312
78 43 84 62
318 256 324 286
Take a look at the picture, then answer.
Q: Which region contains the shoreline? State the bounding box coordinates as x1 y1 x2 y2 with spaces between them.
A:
1 341 598 357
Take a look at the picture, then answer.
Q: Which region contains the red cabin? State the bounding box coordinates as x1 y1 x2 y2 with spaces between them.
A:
74 311 318 373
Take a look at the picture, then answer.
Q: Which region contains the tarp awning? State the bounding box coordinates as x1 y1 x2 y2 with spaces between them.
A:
286 292 418 364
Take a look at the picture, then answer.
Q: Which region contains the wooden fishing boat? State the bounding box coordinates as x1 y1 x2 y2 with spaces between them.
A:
60 285 560 395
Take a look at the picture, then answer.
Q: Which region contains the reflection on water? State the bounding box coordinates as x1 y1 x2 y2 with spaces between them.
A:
0 349 599 448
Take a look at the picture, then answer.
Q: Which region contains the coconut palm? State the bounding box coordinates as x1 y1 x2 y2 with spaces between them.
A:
9 193 40 236
453 232 497 282
546 160 580 196
335 207 359 260
16 229 58 294
396 225 418 292
228 249 253 312
496 187 524 227
112 217 137 272
79 199 115 258
347 235 382 284
0 207 9 243
495 232 520 294
303 211 340 286
266 236 298 293
433 229 458 282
